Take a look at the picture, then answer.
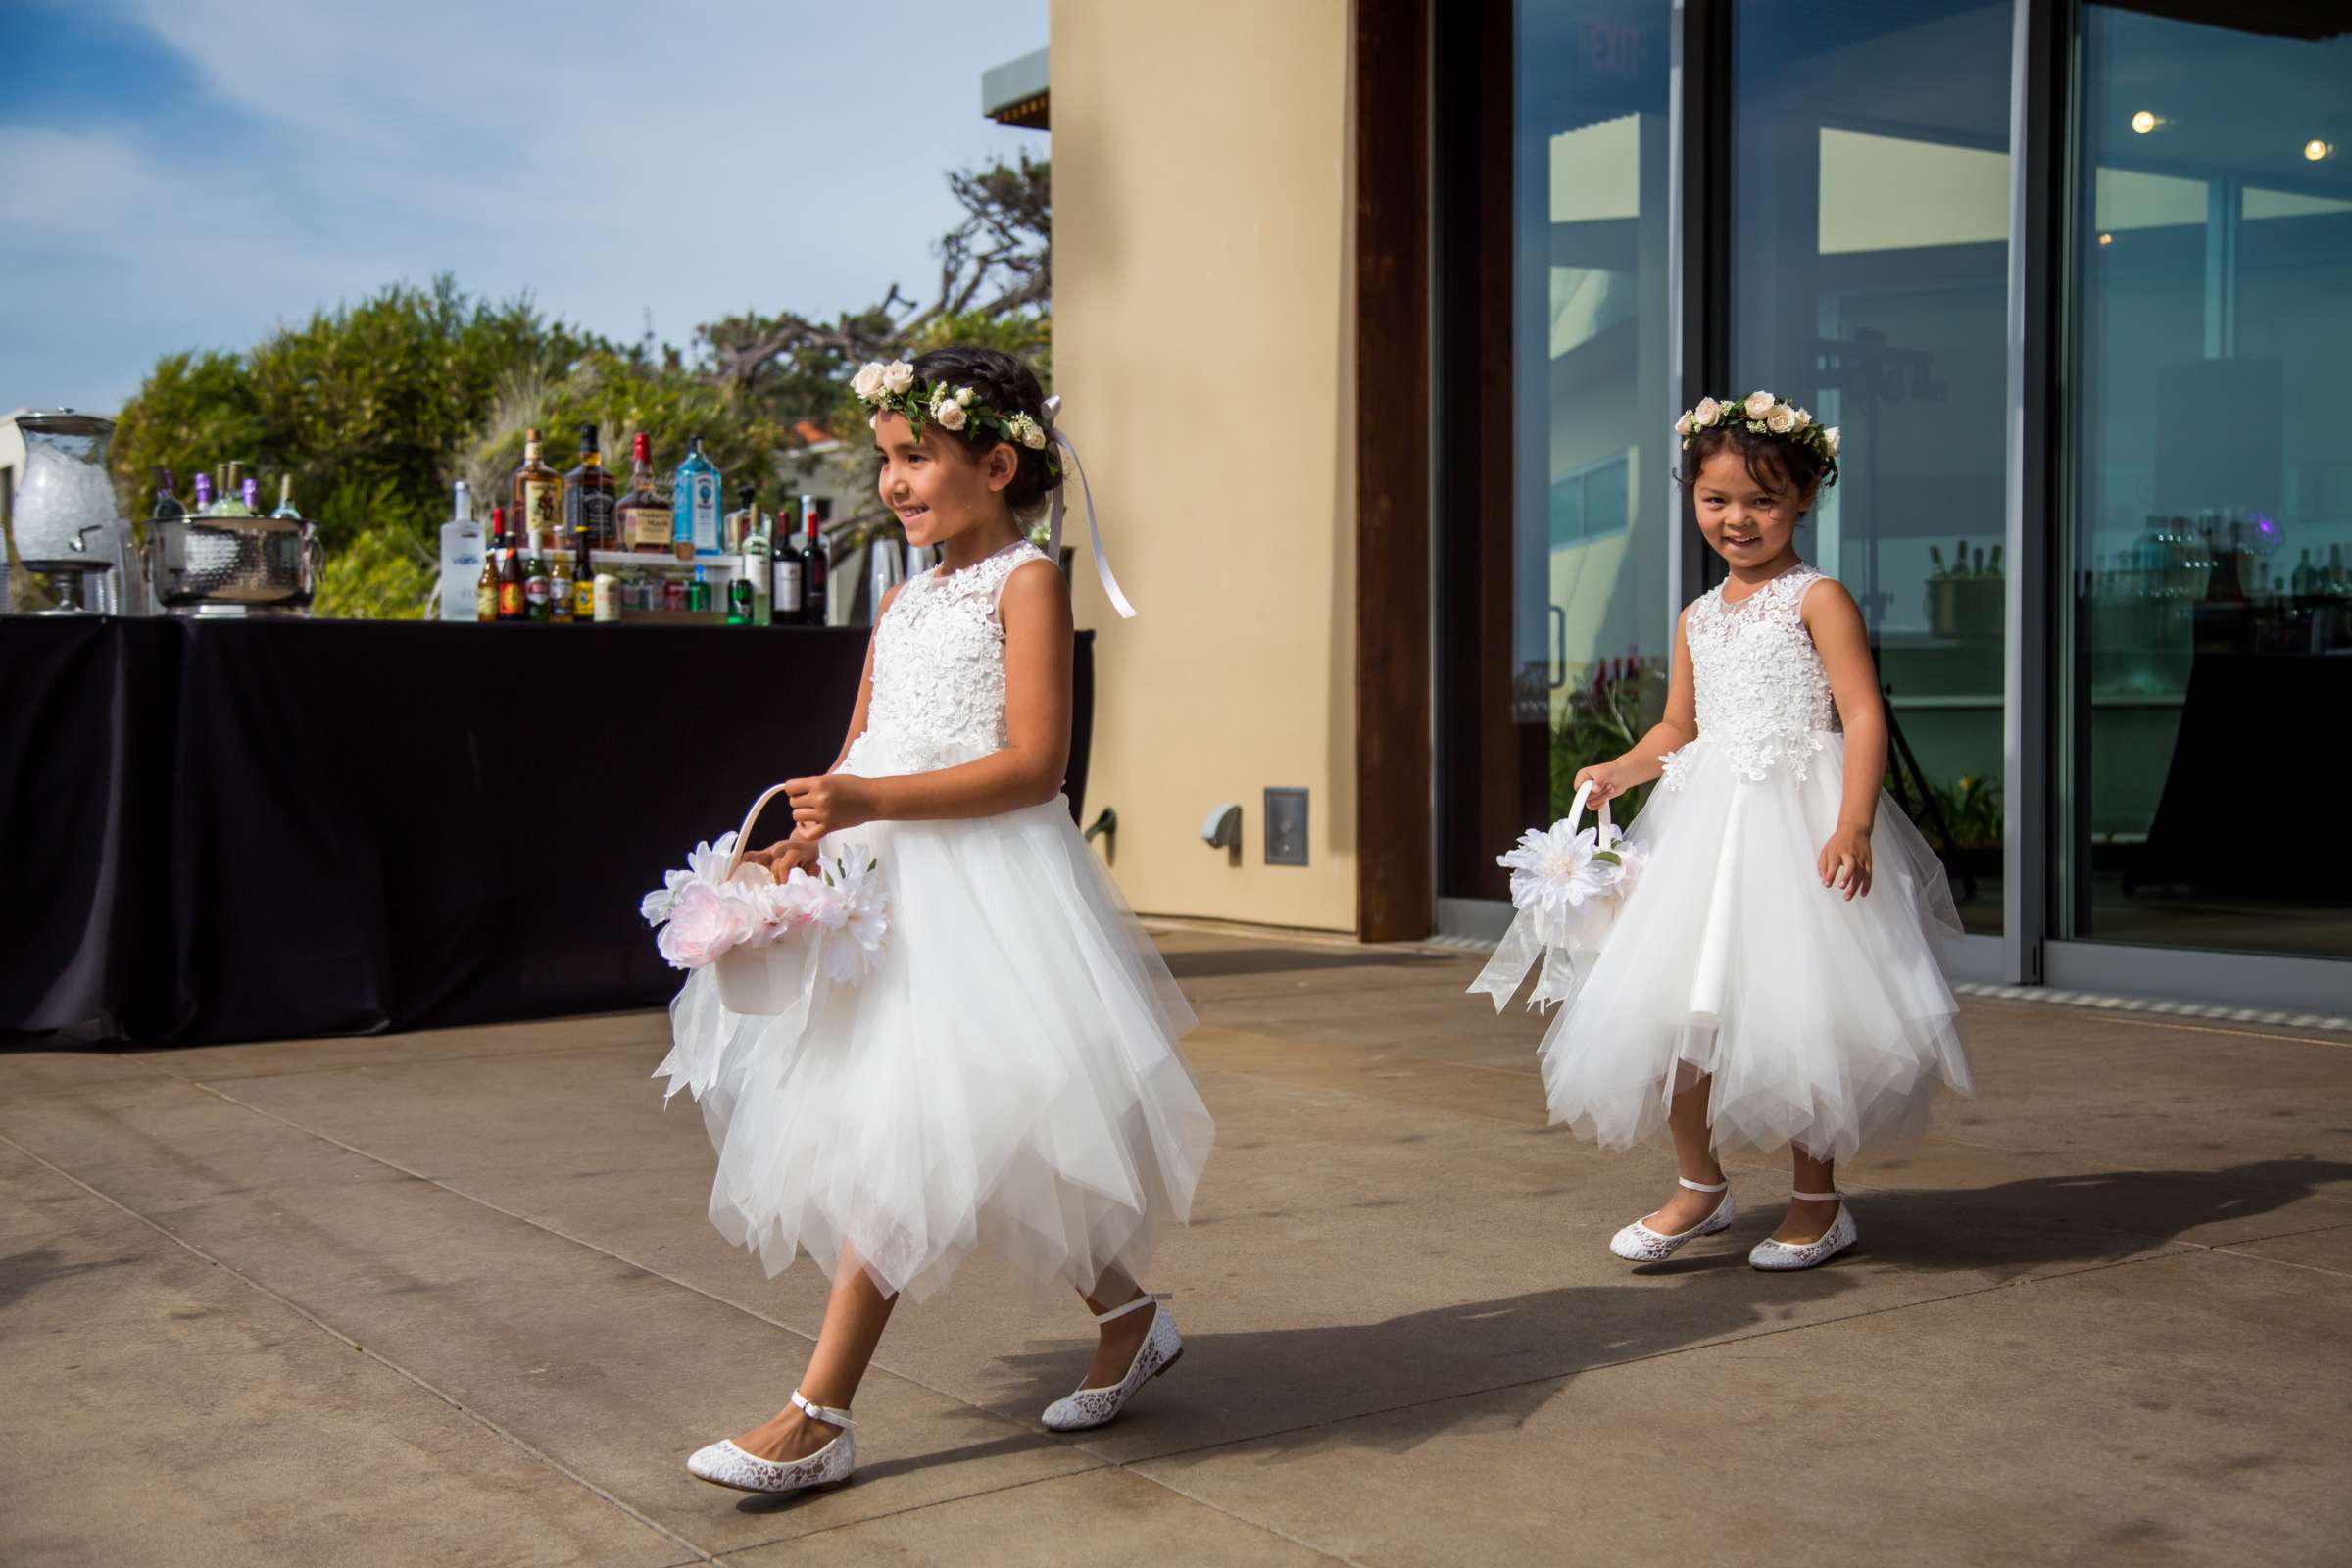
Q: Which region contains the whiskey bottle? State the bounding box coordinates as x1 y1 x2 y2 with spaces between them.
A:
512 428 563 548
564 423 618 554
615 432 672 552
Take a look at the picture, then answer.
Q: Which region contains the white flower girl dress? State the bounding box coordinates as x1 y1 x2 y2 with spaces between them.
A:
658 540 1214 1300
1533 564 1974 1161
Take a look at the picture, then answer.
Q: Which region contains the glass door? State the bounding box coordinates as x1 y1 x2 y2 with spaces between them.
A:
2060 5 2352 960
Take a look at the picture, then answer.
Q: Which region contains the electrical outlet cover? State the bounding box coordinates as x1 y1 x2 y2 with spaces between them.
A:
1265 787 1308 866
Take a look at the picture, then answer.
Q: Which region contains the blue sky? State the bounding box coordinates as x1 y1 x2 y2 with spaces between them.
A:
0 0 1049 414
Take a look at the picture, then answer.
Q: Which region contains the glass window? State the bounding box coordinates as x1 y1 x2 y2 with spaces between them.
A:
1731 0 2016 935
1517 0 1677 824
2062 6 2352 957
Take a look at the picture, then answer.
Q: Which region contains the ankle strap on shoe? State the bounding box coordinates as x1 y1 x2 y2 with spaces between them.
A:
1677 1176 1729 1193
790 1390 855 1428
1791 1189 1843 1202
1094 1292 1163 1326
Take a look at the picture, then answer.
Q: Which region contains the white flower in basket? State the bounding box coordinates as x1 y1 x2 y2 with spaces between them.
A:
638 784 894 1015
1468 780 1642 1013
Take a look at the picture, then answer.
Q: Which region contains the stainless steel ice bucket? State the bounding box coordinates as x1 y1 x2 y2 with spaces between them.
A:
148 513 321 612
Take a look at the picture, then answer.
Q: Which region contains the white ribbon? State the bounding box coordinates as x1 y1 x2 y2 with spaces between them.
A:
1041 394 1137 619
1466 909 1592 1015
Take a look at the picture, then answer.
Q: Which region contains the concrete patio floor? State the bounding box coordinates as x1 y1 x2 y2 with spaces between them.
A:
3 925 2348 1566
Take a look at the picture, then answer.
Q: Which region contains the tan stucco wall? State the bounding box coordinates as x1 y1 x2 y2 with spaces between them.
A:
1052 0 1359 932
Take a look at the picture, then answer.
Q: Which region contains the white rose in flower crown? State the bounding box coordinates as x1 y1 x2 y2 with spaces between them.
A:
1744 390 1777 419
936 400 968 432
1674 412 1696 438
1694 397 1723 427
882 360 915 394
1825 426 1841 456
1766 403 1799 434
956 387 975 408
1792 407 1812 427
850 362 887 402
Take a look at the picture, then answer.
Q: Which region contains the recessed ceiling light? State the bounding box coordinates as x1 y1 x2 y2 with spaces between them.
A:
2132 110 2157 134
2306 139 2333 163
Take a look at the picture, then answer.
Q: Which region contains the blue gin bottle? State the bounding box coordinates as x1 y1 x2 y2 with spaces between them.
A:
672 434 723 556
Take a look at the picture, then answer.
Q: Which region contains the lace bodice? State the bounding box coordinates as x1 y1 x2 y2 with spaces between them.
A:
847 540 1048 776
1662 564 1840 788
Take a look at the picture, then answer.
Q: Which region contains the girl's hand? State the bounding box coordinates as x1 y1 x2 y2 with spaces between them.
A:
785 773 875 839
1819 825 1874 901
741 834 820 881
1574 760 1636 806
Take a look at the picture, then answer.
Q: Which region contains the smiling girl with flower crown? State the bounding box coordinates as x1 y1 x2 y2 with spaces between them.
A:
1474 393 1973 1272
656 346 1214 1499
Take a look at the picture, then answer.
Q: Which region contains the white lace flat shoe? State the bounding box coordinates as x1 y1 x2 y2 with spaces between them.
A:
1042 1294 1183 1432
1608 1176 1736 1262
1748 1191 1858 1271
686 1391 856 1494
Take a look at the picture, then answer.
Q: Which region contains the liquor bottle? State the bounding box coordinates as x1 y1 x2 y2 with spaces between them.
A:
151 467 186 520
192 473 216 514
440 479 485 623
799 495 828 626
495 506 526 621
550 550 575 623
673 433 722 555
512 428 563 549
727 572 752 624
564 423 618 556
743 505 773 626
723 481 760 556
616 432 672 552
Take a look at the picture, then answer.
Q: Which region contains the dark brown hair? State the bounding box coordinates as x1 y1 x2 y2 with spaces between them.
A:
906 345 1061 512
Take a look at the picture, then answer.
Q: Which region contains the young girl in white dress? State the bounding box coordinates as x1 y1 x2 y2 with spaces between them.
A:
1500 393 1972 1271
657 347 1214 1496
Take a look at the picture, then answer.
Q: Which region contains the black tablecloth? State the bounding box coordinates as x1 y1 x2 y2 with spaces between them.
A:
1 618 1094 1045
2133 652 2346 896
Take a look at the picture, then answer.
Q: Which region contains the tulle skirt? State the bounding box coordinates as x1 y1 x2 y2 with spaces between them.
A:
656 743 1214 1302
1534 732 1974 1163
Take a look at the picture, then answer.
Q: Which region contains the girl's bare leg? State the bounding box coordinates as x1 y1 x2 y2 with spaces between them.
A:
1077 1266 1155 1387
1774 1148 1841 1244
731 1245 897 1462
1641 1071 1731 1233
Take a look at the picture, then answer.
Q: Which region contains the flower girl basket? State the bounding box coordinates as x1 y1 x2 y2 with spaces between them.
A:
1468 779 1643 1013
714 782 803 1016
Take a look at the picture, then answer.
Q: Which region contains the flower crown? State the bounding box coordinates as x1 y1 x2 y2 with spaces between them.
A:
1675 391 1841 489
850 359 1059 477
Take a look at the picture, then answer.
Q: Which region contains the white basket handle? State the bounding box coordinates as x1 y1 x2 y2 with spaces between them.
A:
1566 778 1616 841
722 782 798 881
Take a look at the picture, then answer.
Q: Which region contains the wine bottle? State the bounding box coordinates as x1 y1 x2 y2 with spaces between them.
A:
513 428 563 551
616 432 672 552
151 467 185 520
192 473 216 514
564 423 618 559
727 572 752 624
800 494 828 626
272 475 302 520
673 433 722 555
241 477 262 514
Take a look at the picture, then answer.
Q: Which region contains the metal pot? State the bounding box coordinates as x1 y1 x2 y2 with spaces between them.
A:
147 513 321 612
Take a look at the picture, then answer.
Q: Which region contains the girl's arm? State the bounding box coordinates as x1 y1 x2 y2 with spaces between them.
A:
1577 605 1698 801
1804 576 1886 898
784 558 1073 835
740 581 901 876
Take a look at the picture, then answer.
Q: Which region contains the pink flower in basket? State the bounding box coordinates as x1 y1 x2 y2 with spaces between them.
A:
656 881 764 969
